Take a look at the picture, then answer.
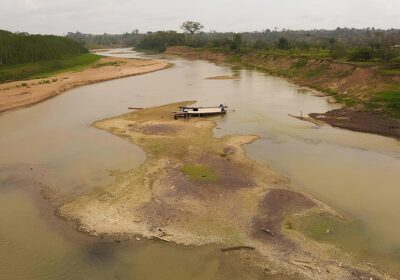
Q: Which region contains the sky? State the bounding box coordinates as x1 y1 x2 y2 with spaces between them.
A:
0 0 399 35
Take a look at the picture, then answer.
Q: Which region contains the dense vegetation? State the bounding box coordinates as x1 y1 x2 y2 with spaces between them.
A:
66 27 400 63
131 28 400 63
66 31 143 49
0 30 88 66
0 53 100 83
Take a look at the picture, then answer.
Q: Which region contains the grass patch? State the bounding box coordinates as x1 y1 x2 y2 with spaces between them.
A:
293 58 308 68
226 54 242 64
334 94 359 107
92 60 126 68
180 164 217 182
371 90 400 117
0 53 101 83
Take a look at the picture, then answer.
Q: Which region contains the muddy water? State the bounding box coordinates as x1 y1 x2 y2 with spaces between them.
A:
0 48 399 278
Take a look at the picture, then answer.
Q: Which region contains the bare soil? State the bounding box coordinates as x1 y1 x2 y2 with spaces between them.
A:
310 108 400 139
0 57 170 114
58 102 392 280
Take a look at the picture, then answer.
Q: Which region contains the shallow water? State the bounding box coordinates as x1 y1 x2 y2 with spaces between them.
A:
0 48 399 279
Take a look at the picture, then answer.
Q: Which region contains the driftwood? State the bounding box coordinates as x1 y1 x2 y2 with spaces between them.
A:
128 107 143 110
221 246 255 252
290 260 320 271
261 228 274 236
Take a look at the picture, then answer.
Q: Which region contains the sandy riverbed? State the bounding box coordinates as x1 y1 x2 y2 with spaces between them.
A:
58 102 391 280
0 57 170 114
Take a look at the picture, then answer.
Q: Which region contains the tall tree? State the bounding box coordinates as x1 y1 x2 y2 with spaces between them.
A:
180 21 204 34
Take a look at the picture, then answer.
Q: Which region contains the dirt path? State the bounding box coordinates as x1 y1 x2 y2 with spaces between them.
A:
58 102 391 280
0 57 170 114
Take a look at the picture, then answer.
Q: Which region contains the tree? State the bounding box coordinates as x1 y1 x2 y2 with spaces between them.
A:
349 47 374 61
180 21 204 34
230 34 242 51
277 37 290 50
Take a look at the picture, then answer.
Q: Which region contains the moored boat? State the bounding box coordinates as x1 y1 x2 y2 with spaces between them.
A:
174 104 227 119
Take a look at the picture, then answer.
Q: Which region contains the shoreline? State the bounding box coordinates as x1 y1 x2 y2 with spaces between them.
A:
0 56 171 115
309 108 400 139
164 46 400 140
58 102 391 280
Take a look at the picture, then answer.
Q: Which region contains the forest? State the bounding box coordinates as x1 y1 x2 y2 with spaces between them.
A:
68 27 400 62
0 30 88 66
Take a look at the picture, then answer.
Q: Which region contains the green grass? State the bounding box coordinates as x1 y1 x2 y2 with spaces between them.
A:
371 90 400 117
0 53 101 83
92 60 126 68
180 164 217 182
334 94 359 107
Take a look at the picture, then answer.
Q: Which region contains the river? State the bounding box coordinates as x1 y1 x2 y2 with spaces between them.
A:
0 49 399 279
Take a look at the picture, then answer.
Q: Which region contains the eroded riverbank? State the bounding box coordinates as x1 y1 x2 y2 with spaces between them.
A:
0 56 170 114
1 49 400 279
59 102 392 280
165 46 400 140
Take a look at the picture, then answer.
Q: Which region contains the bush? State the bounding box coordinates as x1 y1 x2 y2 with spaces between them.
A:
135 31 184 52
277 37 290 50
349 47 374 61
330 44 347 59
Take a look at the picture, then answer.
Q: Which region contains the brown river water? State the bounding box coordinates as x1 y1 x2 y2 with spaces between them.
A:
0 49 399 279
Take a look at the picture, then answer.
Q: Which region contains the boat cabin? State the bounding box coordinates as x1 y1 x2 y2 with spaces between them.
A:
174 104 227 119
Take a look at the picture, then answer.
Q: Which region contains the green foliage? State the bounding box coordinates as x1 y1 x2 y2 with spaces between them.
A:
180 21 204 34
180 165 217 182
66 30 142 49
230 34 242 51
380 63 400 75
294 58 308 68
372 90 400 116
330 44 347 59
0 53 100 83
349 47 374 61
0 30 88 66
135 31 184 52
376 48 398 61
92 60 125 68
277 37 290 50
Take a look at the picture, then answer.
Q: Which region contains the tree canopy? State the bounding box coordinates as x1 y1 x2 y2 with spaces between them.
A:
0 30 88 66
180 21 204 34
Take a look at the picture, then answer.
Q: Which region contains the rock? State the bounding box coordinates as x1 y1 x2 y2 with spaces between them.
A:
327 97 337 104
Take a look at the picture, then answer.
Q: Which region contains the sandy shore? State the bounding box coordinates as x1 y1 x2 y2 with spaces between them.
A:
0 57 171 114
58 102 391 280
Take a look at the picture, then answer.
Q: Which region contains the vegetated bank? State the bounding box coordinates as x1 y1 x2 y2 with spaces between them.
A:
129 28 400 138
0 30 171 113
165 46 400 138
0 29 100 83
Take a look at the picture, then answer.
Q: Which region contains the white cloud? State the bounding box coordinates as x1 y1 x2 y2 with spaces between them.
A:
0 0 399 34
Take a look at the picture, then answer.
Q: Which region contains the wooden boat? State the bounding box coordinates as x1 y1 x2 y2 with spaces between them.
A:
174 104 227 119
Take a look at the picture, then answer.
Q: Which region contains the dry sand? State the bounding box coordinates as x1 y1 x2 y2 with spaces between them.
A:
0 57 170 114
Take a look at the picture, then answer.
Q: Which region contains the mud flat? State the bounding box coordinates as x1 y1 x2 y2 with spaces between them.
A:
309 108 400 139
58 102 391 280
0 57 170 114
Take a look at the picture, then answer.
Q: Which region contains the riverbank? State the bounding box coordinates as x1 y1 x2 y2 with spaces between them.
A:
165 46 400 139
58 102 391 280
0 56 170 114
